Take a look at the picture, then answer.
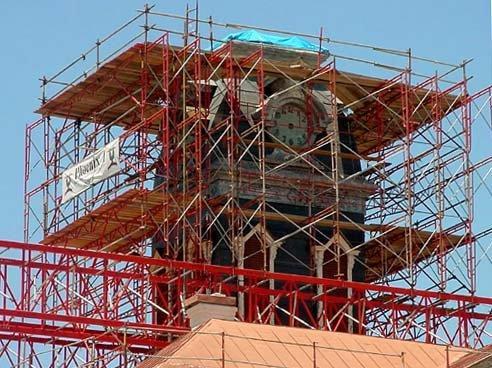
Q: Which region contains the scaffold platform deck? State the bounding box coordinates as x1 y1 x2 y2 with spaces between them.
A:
37 42 461 154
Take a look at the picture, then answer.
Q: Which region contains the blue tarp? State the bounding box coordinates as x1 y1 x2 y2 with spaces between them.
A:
210 29 328 53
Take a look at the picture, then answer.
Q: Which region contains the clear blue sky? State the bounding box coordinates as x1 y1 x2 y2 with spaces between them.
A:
0 1 490 240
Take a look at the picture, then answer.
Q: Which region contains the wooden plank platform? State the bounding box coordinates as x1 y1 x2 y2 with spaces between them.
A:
42 188 464 281
41 189 180 251
362 227 465 282
37 42 462 154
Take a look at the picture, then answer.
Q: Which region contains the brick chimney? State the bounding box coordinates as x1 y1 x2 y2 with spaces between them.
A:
184 293 237 328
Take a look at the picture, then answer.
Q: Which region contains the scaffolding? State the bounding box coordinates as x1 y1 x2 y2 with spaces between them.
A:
6 3 492 367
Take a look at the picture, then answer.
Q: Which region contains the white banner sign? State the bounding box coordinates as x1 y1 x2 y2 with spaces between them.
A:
62 138 121 203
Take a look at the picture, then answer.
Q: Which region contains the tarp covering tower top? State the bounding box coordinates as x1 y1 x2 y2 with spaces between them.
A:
211 29 329 53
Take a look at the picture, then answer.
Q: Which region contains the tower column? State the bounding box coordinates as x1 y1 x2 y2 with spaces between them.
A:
314 245 326 328
235 237 245 320
269 242 280 325
346 247 360 333
334 232 360 333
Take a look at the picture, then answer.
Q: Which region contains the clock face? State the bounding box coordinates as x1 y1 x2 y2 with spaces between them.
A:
269 103 312 147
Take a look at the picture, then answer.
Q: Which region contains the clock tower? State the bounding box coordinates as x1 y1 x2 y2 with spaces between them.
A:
153 41 375 328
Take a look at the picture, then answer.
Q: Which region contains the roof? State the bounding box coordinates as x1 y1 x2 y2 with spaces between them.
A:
138 319 473 368
451 345 492 368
